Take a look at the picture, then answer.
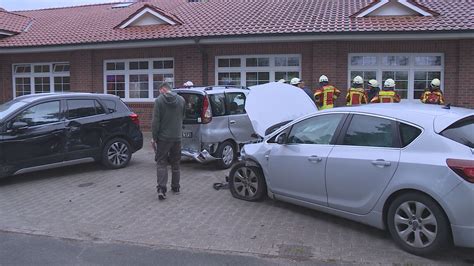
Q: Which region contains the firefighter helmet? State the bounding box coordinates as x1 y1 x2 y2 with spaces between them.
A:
368 79 379 87
319 75 329 83
384 78 396 88
353 76 364 85
431 78 441 87
277 79 286 83
290 77 301 85
183 81 194 87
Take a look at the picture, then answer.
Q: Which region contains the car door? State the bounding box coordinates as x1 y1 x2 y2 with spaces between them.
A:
1 100 66 172
267 113 346 205
176 92 205 153
64 98 107 161
225 92 254 142
326 114 401 215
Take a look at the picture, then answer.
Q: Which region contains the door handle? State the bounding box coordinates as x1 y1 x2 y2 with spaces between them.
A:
229 120 236 125
308 155 323 163
371 159 391 167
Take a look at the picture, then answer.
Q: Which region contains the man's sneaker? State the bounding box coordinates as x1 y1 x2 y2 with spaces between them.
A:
171 187 180 194
158 191 166 200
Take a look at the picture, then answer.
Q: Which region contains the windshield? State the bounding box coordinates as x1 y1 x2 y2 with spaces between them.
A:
0 100 28 121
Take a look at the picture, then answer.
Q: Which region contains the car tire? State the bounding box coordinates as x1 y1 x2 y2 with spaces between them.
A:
229 162 267 201
101 138 132 169
387 192 451 256
215 141 235 169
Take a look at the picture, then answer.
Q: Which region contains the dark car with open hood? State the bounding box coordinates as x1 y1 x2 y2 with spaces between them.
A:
0 93 143 178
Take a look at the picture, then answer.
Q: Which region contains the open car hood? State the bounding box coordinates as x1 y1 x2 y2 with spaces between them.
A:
246 82 318 137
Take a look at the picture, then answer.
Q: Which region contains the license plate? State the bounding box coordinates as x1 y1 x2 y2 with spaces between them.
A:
182 131 193 138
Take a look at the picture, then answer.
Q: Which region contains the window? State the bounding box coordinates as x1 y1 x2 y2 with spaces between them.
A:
399 122 422 147
343 115 395 148
348 54 443 100
67 99 104 120
441 116 474 148
102 99 117 113
287 114 344 145
12 62 70 97
209 94 226 116
104 58 174 101
226 93 246 115
177 93 204 124
14 101 60 127
216 55 301 86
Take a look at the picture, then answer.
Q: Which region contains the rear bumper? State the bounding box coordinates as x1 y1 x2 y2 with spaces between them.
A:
451 225 474 248
181 149 217 163
130 131 143 152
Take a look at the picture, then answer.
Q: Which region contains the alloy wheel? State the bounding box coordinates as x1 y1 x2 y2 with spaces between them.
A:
394 201 438 248
232 166 259 198
107 141 129 166
222 145 234 166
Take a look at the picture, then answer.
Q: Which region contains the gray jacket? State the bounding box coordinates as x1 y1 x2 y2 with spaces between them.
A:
152 92 185 142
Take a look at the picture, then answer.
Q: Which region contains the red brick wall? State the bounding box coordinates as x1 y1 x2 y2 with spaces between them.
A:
1 40 472 131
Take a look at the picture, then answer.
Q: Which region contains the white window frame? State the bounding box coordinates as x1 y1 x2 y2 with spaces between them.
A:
103 58 174 102
12 62 70 98
215 54 301 87
348 53 444 101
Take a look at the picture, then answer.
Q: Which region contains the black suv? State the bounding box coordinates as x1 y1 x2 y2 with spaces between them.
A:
0 93 143 178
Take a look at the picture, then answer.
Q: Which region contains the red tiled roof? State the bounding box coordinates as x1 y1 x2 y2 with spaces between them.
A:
0 9 32 34
0 0 473 48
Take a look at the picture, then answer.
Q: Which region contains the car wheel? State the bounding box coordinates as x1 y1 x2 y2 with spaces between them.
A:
215 141 235 169
387 192 451 256
229 162 266 201
102 138 132 169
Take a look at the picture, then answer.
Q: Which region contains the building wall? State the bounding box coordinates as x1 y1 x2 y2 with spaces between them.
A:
0 40 473 131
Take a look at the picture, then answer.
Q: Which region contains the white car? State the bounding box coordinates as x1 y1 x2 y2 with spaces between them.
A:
229 102 474 255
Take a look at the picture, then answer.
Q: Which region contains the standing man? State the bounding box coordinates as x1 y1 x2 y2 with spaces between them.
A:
346 76 368 106
290 77 315 103
370 79 401 103
421 78 445 105
152 83 186 200
366 79 380 102
313 75 340 110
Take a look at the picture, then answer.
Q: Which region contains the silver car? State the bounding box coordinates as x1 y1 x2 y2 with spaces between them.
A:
229 103 474 255
175 86 254 169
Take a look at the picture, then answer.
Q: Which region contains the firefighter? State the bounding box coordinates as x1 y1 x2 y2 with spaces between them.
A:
420 78 445 105
313 75 340 110
370 78 401 103
366 79 380 102
290 77 314 102
183 81 194 88
346 76 368 106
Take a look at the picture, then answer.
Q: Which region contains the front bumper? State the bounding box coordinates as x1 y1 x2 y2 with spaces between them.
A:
181 149 217 163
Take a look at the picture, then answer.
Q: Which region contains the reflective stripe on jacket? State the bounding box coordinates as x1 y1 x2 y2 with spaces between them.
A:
370 90 401 103
420 90 445 105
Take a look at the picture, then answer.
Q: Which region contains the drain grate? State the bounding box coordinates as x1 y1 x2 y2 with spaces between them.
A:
278 244 313 258
78 182 94 188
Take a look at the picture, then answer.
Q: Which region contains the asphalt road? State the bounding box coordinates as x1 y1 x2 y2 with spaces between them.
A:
0 231 332 266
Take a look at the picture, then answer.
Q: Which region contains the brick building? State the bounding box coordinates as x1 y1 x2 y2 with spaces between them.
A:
0 0 473 130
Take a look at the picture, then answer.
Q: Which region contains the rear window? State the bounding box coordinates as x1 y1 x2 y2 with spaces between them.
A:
209 94 226 117
178 93 204 124
441 116 474 148
102 99 117 113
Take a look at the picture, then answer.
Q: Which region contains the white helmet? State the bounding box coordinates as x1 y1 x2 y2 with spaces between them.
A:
290 77 301 85
384 78 396 88
353 76 364 85
183 81 194 87
368 79 379 87
431 78 441 87
277 79 286 83
319 75 329 83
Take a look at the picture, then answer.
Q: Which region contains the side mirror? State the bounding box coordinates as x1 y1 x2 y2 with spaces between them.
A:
276 133 287 145
11 121 28 131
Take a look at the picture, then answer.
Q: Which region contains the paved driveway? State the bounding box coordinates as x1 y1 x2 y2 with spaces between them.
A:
0 134 473 265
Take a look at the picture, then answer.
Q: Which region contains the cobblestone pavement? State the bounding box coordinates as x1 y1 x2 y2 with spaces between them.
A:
0 134 473 265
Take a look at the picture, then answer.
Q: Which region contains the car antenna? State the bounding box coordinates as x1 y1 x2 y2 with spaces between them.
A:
442 103 451 110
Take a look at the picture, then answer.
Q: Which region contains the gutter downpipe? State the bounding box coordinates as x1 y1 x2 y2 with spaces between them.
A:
194 37 208 85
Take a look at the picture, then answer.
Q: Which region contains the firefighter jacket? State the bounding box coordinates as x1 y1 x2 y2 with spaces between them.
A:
314 85 341 110
370 90 401 103
420 89 445 105
345 88 368 106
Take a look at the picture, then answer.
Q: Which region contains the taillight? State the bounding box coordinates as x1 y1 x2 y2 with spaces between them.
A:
201 96 212 124
129 113 140 127
447 159 474 183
